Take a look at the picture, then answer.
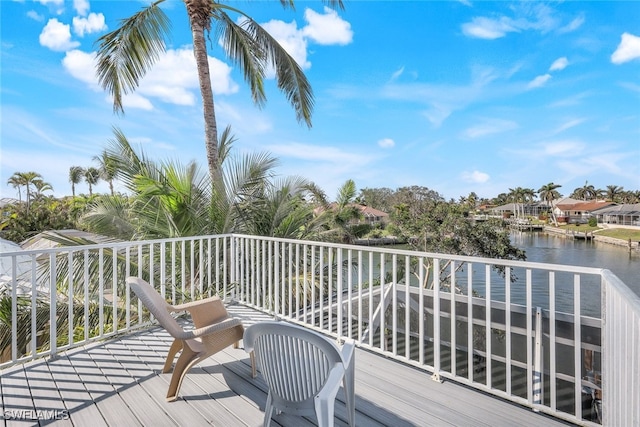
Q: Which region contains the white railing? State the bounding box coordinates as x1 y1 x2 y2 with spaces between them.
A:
0 233 638 426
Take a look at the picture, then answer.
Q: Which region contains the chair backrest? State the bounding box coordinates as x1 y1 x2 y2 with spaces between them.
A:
127 277 185 338
244 322 343 403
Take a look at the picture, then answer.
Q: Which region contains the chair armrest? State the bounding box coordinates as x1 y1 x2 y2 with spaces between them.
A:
171 296 229 328
341 339 356 366
190 317 243 338
317 364 345 401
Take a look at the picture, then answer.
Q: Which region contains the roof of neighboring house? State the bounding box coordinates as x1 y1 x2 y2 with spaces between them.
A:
358 205 389 219
315 204 389 219
555 201 614 212
591 203 640 215
0 197 19 208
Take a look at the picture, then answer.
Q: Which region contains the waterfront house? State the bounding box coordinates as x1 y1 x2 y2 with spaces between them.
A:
553 200 614 224
591 203 640 227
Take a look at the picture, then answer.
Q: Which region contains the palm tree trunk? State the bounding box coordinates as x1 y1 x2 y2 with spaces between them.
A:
187 1 221 185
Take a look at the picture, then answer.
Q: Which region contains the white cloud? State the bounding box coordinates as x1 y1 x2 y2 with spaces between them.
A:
268 142 366 164
554 118 586 134
461 170 490 183
462 17 515 39
463 119 518 139
559 15 585 34
36 0 64 5
390 67 404 82
121 93 154 111
611 32 640 64
541 140 585 156
549 57 568 71
62 49 99 87
62 46 239 110
73 0 90 16
73 13 107 37
302 7 353 45
261 19 310 70
27 10 44 22
462 4 566 40
36 0 64 15
39 18 80 51
528 74 551 89
378 138 395 148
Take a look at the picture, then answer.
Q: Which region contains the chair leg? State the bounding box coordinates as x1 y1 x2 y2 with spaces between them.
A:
165 345 199 402
250 351 257 378
314 395 335 427
343 368 356 426
263 392 274 427
163 339 183 373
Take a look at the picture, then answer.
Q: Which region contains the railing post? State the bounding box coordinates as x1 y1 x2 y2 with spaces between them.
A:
533 307 543 406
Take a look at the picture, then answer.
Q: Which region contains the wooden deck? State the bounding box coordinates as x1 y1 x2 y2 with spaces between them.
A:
0 305 571 426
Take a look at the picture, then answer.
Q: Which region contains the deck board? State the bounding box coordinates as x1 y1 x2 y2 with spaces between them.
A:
0 305 572 427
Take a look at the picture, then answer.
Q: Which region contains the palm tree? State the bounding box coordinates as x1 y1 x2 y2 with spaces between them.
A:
7 173 24 201
314 179 363 244
537 182 562 225
10 171 43 212
69 166 85 197
81 126 323 241
95 0 344 184
605 185 623 203
572 181 597 201
84 167 101 197
32 179 54 200
93 151 117 196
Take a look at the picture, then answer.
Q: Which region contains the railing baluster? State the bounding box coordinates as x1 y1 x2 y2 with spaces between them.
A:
392 253 397 356
549 272 556 412
573 274 582 422
526 269 533 404
485 264 492 388
49 253 57 357
467 263 473 382
505 266 512 396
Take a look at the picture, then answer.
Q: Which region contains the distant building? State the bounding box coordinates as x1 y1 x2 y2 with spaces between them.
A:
592 203 640 226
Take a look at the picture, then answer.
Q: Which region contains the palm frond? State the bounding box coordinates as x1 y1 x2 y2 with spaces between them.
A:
214 10 266 107
95 0 171 114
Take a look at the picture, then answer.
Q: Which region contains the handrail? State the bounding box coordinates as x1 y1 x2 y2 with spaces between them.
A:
0 233 638 426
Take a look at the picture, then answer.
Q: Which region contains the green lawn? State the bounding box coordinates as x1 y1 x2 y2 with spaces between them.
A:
549 224 640 241
594 228 640 241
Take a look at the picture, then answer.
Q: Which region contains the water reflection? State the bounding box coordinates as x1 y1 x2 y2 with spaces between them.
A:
510 231 640 298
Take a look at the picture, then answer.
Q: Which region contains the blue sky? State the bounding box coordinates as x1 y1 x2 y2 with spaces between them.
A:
1 0 639 201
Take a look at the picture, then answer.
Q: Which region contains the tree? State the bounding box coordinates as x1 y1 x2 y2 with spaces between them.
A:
95 0 344 184
32 179 54 200
7 173 23 202
69 166 85 197
571 181 597 201
356 187 394 212
390 200 526 288
81 127 323 241
93 151 117 196
605 185 624 203
8 172 43 213
84 167 101 197
537 182 562 225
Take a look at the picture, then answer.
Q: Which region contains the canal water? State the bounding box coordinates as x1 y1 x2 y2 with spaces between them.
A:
510 231 640 297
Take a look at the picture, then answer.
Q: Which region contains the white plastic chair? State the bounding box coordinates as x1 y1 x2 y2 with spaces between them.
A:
244 321 355 427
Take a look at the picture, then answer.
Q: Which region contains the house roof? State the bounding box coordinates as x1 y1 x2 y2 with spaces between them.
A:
555 201 614 212
591 203 640 215
314 204 389 219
